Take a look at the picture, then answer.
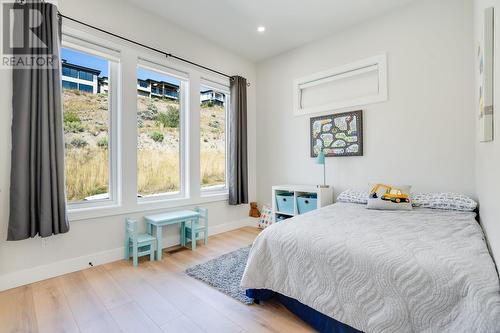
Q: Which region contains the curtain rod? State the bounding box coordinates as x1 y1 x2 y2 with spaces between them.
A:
58 12 251 86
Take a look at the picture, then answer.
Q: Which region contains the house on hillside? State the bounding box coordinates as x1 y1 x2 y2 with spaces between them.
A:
98 76 109 94
137 79 179 100
200 89 225 106
61 60 101 93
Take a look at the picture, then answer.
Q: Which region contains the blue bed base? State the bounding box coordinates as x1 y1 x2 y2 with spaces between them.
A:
246 289 362 333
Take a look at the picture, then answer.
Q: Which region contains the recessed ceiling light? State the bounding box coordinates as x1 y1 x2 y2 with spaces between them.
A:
257 26 266 33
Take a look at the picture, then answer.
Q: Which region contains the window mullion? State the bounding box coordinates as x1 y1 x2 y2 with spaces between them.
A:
120 50 139 208
188 75 201 200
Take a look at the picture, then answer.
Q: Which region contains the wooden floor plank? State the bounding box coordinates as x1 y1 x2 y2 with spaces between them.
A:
0 227 315 333
105 261 182 326
108 301 163 333
160 315 206 333
139 262 244 333
31 278 80 333
0 286 39 333
58 271 122 333
82 265 131 310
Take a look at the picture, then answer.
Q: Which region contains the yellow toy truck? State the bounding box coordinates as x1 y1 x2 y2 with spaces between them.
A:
370 184 410 203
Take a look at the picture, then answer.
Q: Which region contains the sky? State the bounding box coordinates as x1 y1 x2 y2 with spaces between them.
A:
62 48 108 77
62 47 180 86
137 68 180 86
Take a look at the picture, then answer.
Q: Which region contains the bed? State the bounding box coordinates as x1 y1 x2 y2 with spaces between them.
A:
241 202 500 333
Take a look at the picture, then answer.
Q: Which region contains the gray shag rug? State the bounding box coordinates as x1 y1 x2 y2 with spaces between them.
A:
185 246 253 304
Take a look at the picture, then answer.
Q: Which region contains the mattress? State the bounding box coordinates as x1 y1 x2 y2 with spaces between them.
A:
241 202 500 332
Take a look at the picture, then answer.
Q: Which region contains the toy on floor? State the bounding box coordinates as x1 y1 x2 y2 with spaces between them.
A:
249 202 261 218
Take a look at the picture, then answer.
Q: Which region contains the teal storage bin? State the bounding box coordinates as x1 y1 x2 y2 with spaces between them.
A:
297 195 318 214
276 192 294 214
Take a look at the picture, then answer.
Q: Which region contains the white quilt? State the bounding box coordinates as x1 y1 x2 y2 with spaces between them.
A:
241 203 500 333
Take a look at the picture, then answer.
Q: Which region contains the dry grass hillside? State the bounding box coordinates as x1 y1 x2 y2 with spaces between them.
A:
63 89 225 202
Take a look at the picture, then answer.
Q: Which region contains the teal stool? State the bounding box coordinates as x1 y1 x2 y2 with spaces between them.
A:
183 207 208 248
124 218 156 266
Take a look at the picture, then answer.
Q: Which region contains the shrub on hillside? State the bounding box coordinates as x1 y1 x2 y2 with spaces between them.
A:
64 111 81 124
70 137 88 148
149 131 164 142
148 102 158 114
97 136 108 148
65 121 85 133
209 120 220 128
201 101 215 108
155 106 179 128
139 102 159 121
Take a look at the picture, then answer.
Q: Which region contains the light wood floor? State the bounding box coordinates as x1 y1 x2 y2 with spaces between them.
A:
0 227 316 333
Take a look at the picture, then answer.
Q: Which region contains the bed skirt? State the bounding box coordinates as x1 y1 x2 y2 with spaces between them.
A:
246 289 362 333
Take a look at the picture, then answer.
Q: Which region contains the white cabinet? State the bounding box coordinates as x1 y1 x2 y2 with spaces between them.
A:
272 185 334 222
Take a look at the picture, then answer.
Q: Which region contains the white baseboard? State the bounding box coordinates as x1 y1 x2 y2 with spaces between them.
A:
0 218 257 292
208 217 257 235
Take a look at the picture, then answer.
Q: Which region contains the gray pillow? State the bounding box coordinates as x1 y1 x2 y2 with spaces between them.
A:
336 189 368 204
367 184 412 210
412 192 477 211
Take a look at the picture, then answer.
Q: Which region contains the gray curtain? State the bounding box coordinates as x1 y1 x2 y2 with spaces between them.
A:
228 76 248 205
8 1 69 240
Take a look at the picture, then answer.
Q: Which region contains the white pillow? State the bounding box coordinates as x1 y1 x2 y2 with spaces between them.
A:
336 189 368 204
412 192 477 211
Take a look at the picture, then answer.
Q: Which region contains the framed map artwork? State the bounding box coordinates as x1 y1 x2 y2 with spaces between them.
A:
310 110 363 157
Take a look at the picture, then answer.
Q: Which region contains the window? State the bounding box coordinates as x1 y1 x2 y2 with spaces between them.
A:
79 70 94 81
60 29 233 221
200 84 228 191
293 54 387 116
61 46 115 204
137 66 183 198
165 88 178 99
79 83 93 93
62 80 78 90
62 66 78 78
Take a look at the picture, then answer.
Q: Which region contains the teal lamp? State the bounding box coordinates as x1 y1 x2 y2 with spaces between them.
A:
316 149 328 188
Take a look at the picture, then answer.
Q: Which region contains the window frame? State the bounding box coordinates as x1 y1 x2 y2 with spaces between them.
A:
136 60 189 203
199 80 230 195
61 36 121 211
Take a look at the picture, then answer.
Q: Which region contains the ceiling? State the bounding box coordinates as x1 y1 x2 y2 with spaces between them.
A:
125 0 416 62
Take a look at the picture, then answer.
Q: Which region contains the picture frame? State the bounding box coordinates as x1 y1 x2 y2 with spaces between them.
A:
310 110 363 157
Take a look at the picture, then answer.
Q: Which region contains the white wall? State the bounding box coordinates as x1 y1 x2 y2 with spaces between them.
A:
256 0 475 206
0 0 257 290
474 0 500 263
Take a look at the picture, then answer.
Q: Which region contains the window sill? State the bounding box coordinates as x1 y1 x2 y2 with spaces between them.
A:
201 187 229 198
67 193 229 222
